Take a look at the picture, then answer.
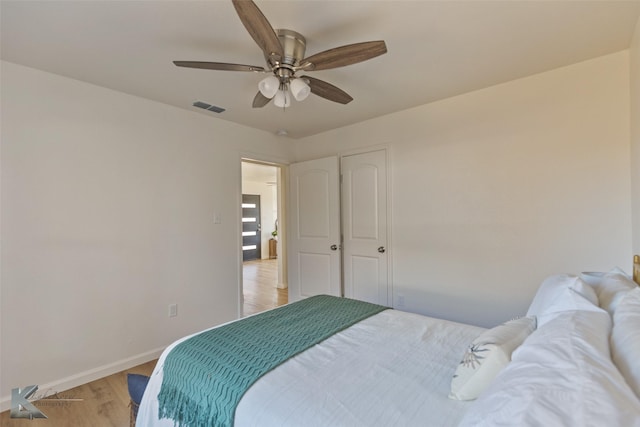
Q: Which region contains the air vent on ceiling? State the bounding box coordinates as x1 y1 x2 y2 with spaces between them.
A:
192 101 225 114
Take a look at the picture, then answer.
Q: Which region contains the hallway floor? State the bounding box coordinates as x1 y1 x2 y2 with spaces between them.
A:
242 258 287 316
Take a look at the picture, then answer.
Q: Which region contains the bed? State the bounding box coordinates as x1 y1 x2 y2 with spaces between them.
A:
137 260 640 427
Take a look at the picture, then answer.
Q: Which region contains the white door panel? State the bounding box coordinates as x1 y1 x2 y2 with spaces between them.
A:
348 255 380 303
297 171 331 237
349 164 379 239
342 150 388 305
288 157 341 301
298 252 333 297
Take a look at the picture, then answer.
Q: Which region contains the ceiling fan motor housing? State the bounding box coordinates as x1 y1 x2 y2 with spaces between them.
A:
266 29 306 80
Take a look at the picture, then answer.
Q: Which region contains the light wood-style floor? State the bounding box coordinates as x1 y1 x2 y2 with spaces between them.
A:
242 258 288 316
1 259 286 426
0 359 157 427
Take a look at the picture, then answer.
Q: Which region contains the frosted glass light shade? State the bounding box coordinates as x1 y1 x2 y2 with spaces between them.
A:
273 89 291 108
290 78 310 101
258 76 280 98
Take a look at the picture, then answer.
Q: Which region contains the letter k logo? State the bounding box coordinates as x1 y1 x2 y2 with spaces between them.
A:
10 385 47 419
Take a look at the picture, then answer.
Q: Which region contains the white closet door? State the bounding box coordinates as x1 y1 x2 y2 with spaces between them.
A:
288 156 342 301
341 149 389 305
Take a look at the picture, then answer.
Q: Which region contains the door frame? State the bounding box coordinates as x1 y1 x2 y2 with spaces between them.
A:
238 155 288 317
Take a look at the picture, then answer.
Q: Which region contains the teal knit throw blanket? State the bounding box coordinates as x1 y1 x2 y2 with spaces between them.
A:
157 295 387 427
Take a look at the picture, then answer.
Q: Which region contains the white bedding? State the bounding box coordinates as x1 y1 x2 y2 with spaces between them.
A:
137 309 485 427
460 310 640 426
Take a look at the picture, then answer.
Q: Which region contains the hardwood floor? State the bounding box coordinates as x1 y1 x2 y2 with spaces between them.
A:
242 258 288 316
0 359 157 427
0 259 285 426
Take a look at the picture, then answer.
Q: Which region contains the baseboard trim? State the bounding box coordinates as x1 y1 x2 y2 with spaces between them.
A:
0 347 164 412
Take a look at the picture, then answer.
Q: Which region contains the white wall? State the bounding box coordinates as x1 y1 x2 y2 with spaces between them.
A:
2 43 636 409
631 16 640 255
295 52 632 327
0 61 293 406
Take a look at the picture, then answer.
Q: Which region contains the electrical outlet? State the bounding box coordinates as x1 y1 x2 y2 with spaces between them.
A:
168 303 178 318
396 294 405 308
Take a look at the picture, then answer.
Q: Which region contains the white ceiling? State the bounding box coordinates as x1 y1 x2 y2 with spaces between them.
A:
242 161 278 184
2 0 640 139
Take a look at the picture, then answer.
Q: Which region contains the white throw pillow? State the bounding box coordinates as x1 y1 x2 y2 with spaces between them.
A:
526 275 600 326
597 268 636 316
460 310 640 427
611 287 640 399
449 316 536 401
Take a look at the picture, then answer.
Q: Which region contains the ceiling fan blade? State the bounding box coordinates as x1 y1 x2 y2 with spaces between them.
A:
300 41 387 71
173 61 265 72
232 0 284 59
252 91 272 108
302 76 353 104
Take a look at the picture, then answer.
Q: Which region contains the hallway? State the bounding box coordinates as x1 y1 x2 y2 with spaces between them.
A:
242 258 287 316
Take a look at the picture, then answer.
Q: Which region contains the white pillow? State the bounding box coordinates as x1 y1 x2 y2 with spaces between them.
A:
526 275 600 326
570 277 599 305
598 268 636 316
459 310 640 427
579 271 605 290
611 287 640 399
449 316 536 401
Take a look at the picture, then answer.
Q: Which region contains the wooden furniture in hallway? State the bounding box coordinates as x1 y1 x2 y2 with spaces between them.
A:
269 238 277 259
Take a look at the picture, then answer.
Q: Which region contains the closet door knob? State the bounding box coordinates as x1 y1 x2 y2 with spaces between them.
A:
378 246 386 253
330 244 338 251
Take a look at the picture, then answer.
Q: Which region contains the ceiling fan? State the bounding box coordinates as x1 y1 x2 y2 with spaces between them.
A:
173 0 387 108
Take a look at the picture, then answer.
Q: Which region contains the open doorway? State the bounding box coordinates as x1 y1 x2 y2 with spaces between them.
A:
241 160 287 316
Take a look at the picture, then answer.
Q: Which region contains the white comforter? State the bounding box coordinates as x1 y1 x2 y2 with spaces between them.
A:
137 309 485 427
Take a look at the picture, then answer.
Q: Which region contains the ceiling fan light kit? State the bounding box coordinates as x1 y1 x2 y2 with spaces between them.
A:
290 78 310 101
258 75 279 98
273 88 290 108
258 75 310 106
173 0 387 109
